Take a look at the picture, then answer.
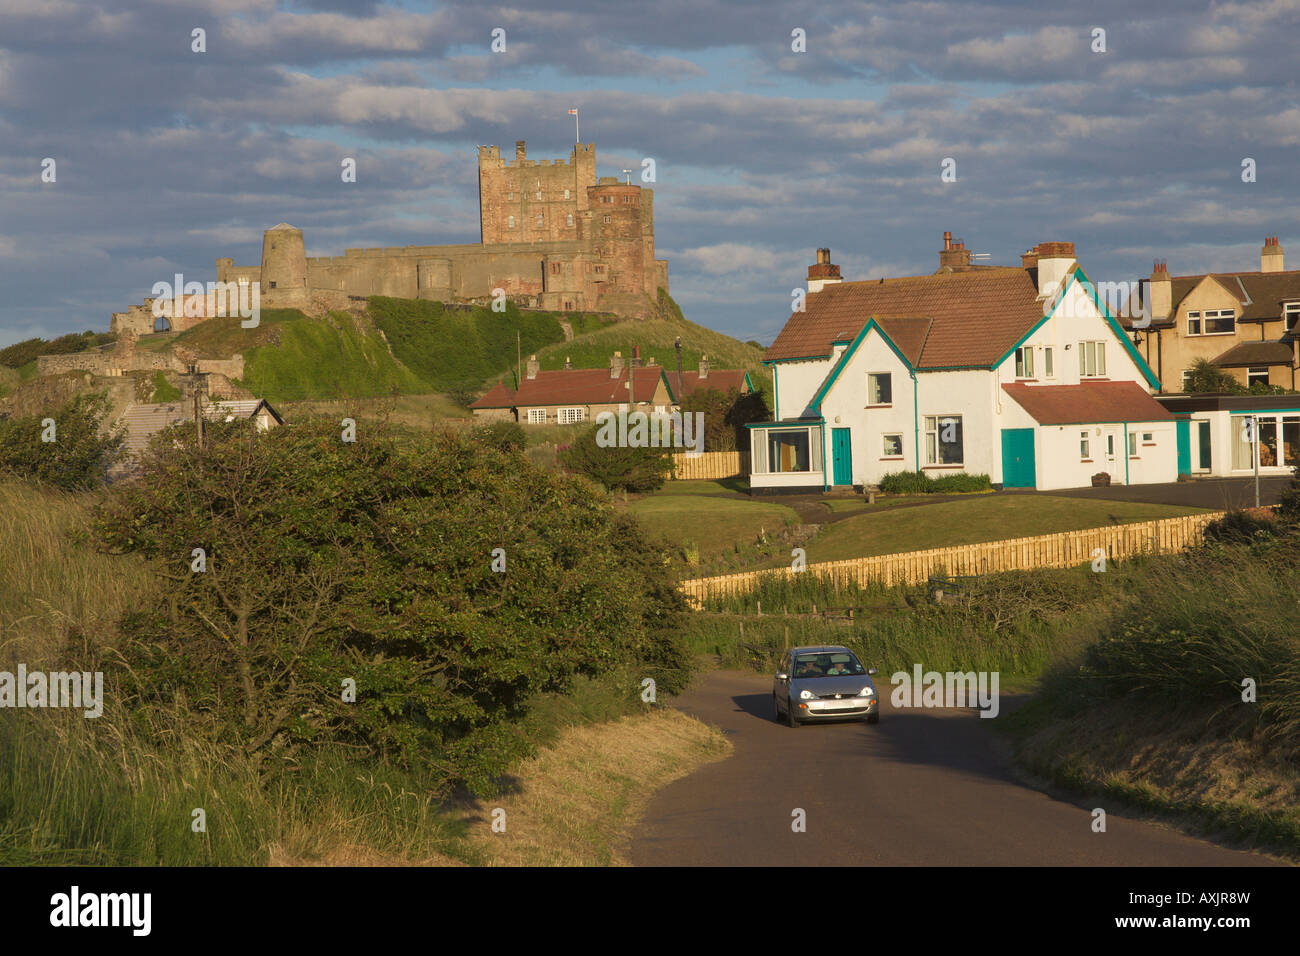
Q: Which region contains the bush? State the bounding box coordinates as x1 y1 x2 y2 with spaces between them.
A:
877 470 991 494
0 331 116 369
93 418 691 795
557 422 672 493
472 419 526 453
0 392 123 489
1203 508 1277 543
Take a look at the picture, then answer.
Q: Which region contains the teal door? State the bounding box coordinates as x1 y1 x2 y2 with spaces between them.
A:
831 428 853 486
1001 428 1036 488
1176 419 1191 475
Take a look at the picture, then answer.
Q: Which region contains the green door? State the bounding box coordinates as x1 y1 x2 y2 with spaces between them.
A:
831 428 853 486
1001 428 1036 488
1176 419 1191 475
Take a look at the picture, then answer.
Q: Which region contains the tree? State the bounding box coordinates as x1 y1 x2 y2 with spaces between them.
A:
0 391 123 489
557 422 673 492
679 385 771 452
1183 357 1243 394
94 418 691 793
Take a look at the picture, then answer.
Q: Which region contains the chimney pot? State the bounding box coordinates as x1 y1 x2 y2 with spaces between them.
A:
1262 236 1284 273
943 231 952 251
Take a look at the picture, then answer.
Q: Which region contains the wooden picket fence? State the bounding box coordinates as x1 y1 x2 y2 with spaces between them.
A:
670 450 750 481
678 511 1226 608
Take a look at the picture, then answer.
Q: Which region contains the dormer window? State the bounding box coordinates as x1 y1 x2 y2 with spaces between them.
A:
1285 302 1300 330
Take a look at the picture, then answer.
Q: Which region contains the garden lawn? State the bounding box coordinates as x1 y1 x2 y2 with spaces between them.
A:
626 494 798 559
767 495 1211 566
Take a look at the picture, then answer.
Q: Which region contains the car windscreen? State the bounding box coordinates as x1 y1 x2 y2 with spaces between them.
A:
792 653 865 677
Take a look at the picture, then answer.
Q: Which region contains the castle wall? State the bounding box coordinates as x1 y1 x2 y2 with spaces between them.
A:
478 142 597 245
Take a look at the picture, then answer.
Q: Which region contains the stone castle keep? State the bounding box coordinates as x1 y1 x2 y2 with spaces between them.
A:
111 140 669 335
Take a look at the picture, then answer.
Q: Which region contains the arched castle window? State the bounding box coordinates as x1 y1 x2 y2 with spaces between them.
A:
567 214 574 227
154 316 171 333
536 214 543 227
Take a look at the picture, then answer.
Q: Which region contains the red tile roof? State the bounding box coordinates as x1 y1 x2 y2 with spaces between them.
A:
1002 382 1175 425
471 366 675 409
765 268 1045 368
666 369 751 398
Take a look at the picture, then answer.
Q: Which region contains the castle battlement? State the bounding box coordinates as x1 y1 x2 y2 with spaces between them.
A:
106 137 670 336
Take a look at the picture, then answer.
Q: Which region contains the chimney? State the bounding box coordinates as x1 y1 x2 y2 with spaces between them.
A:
1262 236 1284 273
1033 240 1076 295
1148 260 1172 321
807 248 842 293
698 354 710 379
515 140 526 162
631 344 642 368
564 355 572 369
938 232 971 271
526 354 539 380
610 350 624 379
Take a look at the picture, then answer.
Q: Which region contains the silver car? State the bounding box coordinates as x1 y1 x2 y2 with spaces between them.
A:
773 645 879 727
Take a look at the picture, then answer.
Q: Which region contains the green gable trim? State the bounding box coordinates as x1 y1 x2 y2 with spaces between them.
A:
745 418 825 429
807 318 916 414
996 267 1161 391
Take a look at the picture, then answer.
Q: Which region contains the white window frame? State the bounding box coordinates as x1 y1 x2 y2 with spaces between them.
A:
526 408 545 424
1043 347 1054 378
558 407 586 425
1079 431 1091 460
1186 311 1202 336
867 372 892 406
1203 309 1235 335
1128 432 1138 457
508 215 516 229
566 213 574 227
1181 369 1194 392
923 415 963 466
1285 302 1300 330
1079 341 1107 378
881 433 903 458
1014 346 1034 379
1248 366 1269 386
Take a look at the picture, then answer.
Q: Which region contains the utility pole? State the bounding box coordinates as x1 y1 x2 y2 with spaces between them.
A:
674 335 684 401
516 330 521 389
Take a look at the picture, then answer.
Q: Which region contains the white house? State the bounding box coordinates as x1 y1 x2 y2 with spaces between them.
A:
750 237 1180 493
1155 393 1300 479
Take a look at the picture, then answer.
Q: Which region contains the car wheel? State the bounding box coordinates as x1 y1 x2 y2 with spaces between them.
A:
866 712 879 725
787 697 801 727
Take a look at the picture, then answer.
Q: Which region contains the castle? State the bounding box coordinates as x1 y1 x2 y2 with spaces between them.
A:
110 140 669 335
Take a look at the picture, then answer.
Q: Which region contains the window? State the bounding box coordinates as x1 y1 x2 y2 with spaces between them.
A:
924 415 963 466
506 192 514 201
1248 367 1270 386
508 215 515 229
867 372 892 405
594 265 605 274
558 407 586 425
882 433 903 457
536 214 544 227
1044 347 1054 378
1015 347 1034 378
527 409 545 424
603 215 611 223
1204 309 1236 335
1128 432 1138 457
1285 302 1300 331
566 213 574 227
563 188 570 199
535 190 543 200
1079 431 1090 459
1190 310 1235 335
1181 369 1194 392
764 430 813 473
1079 341 1107 377
549 262 561 275
1142 432 1154 443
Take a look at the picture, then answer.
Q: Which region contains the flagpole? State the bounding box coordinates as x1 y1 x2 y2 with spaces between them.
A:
574 110 579 145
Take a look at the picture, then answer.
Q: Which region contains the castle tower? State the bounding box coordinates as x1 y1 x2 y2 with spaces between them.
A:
477 142 597 245
259 223 309 306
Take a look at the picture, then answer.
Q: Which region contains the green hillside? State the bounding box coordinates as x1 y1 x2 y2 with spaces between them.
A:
533 292 771 395
367 297 614 393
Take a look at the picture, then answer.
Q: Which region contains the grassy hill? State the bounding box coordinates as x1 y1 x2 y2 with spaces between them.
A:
533 291 771 395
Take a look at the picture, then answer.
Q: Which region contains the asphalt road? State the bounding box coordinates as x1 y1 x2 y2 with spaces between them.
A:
629 670 1279 866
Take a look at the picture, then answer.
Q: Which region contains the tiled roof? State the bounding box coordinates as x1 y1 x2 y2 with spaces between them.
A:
1210 340 1296 367
667 369 750 398
1002 382 1175 425
471 366 675 409
764 268 1044 368
1165 270 1300 322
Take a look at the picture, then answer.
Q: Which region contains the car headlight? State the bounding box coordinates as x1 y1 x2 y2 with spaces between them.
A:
799 689 814 700
860 687 875 697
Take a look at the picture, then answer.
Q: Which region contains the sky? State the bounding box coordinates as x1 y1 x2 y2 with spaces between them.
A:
1 0 1298 348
